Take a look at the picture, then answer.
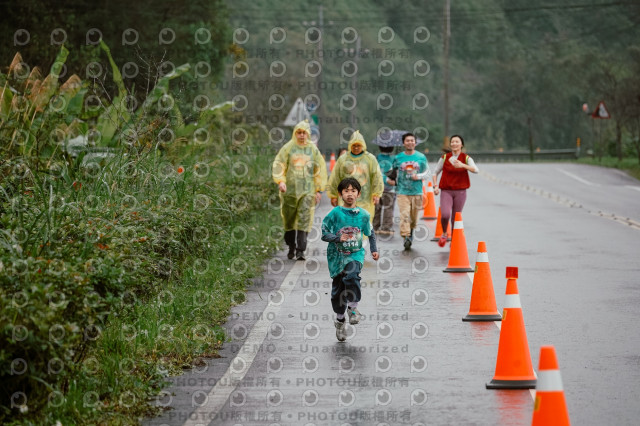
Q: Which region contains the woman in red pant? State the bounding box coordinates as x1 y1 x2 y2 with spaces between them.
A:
432 135 479 247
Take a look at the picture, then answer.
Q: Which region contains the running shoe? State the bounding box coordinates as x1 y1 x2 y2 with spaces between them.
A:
438 233 447 247
348 308 363 325
404 236 412 250
334 320 347 341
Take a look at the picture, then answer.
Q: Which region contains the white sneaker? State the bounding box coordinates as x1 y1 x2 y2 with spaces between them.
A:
334 320 347 341
348 308 363 325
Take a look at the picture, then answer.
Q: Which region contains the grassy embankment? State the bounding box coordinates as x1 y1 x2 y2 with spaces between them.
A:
0 44 281 424
577 156 640 181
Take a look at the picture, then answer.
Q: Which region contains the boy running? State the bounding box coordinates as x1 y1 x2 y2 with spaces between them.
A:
322 177 379 342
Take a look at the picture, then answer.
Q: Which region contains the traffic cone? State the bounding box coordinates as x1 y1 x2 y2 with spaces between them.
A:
462 242 501 321
486 267 537 389
532 346 570 426
430 207 451 241
443 212 473 272
421 181 437 220
329 152 336 172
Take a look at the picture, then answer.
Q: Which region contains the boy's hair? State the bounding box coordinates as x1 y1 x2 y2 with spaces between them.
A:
379 145 394 153
338 177 361 194
402 132 416 142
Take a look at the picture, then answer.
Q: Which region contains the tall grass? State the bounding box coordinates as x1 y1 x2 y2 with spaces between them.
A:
0 45 282 424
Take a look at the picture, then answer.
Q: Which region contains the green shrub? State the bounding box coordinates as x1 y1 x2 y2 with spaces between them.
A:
0 44 280 423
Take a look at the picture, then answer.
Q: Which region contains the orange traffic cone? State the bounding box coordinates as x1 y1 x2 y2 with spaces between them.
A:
421 181 437 220
486 267 537 389
462 242 501 321
430 207 451 241
329 153 336 172
443 212 473 272
532 346 570 426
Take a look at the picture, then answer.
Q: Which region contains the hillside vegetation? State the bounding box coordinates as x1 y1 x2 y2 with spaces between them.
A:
222 0 640 160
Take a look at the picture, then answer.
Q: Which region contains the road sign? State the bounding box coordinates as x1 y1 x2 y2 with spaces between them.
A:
283 97 311 126
591 101 610 119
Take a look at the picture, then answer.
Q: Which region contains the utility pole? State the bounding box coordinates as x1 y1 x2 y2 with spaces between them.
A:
317 5 324 146
443 0 450 145
302 7 332 149
351 36 361 126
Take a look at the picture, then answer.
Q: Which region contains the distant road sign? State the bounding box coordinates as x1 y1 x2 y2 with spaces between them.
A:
283 98 311 126
591 101 610 119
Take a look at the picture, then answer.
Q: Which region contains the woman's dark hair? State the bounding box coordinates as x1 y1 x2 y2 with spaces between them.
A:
379 145 394 153
338 177 361 194
450 134 465 146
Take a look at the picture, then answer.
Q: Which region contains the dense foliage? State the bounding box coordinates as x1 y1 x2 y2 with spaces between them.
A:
0 39 280 422
221 0 640 159
0 0 230 110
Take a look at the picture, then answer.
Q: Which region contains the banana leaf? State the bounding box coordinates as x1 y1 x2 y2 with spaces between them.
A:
0 86 14 119
66 88 87 117
137 63 190 128
59 75 82 105
96 97 126 144
95 41 130 143
8 52 24 76
99 40 126 100
30 46 69 112
198 100 233 127
24 67 42 93
31 74 56 112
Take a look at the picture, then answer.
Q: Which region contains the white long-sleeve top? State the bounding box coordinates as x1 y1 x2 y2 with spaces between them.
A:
413 153 479 181
432 153 479 175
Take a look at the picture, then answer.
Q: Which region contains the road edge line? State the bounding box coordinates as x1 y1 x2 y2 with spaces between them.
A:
182 262 304 426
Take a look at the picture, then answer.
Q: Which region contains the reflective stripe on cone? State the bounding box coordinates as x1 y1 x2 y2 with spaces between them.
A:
532 345 570 425
486 267 537 389
463 241 501 322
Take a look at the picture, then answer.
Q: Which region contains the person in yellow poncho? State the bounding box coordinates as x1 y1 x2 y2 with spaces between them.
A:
272 119 328 260
327 131 384 221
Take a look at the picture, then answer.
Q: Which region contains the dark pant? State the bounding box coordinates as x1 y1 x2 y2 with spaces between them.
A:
331 261 362 315
284 230 307 252
373 191 396 231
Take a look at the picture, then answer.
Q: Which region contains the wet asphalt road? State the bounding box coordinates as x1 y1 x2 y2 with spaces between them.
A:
145 162 640 426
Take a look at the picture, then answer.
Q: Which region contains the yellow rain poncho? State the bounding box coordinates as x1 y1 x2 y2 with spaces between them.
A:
272 120 328 232
327 130 384 219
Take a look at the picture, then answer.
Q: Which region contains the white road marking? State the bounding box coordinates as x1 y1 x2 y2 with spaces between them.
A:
625 185 640 192
466 272 474 285
182 262 304 426
480 171 640 231
556 168 599 186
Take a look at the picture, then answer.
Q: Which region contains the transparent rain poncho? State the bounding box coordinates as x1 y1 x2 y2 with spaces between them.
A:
272 120 328 232
327 130 384 219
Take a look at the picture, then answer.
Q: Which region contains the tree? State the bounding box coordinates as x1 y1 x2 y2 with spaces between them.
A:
0 0 230 108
